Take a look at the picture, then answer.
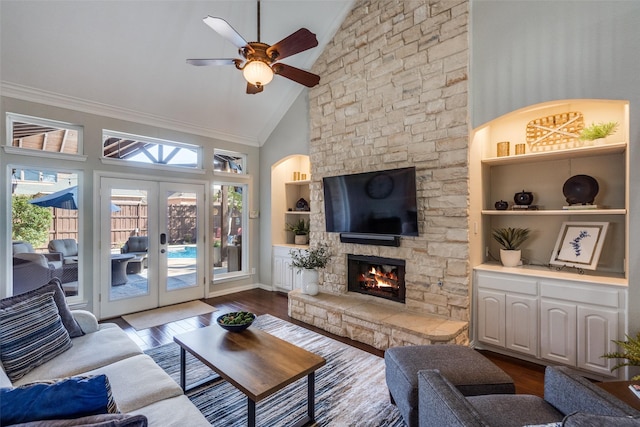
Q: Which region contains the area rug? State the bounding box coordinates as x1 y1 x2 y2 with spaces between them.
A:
122 300 217 330
145 314 404 426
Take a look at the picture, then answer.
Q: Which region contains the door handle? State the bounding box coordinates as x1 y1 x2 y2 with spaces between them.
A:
160 233 167 245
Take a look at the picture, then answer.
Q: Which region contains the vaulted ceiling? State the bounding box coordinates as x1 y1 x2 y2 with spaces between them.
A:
0 1 355 146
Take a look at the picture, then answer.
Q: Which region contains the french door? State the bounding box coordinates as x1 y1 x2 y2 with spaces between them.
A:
99 177 206 318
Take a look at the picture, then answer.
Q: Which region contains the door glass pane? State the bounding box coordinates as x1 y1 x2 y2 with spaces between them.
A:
109 188 149 300
212 184 244 276
166 191 198 291
11 170 80 298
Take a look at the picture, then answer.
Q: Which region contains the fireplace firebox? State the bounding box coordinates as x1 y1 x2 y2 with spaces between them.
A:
347 254 406 303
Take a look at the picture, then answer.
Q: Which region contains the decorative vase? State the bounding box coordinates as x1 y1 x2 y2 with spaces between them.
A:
294 234 309 245
500 249 521 267
300 268 319 295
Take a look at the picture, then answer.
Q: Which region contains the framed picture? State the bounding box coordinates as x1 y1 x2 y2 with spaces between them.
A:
549 221 609 270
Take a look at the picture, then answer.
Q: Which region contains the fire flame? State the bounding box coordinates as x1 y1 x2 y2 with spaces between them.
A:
359 266 398 290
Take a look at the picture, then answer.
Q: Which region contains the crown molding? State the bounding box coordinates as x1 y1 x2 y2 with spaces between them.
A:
1 81 259 147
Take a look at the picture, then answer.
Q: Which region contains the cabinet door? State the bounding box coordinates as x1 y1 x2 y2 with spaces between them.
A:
540 299 576 365
272 256 290 290
506 294 538 356
283 258 296 290
477 289 506 347
577 306 619 377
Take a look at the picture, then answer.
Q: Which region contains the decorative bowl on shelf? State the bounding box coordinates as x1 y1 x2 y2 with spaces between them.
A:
217 311 256 332
563 174 599 205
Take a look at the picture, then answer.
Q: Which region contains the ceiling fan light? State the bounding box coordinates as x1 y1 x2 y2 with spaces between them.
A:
243 60 274 87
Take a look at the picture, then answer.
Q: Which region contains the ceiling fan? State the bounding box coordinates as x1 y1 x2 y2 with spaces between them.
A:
187 1 321 94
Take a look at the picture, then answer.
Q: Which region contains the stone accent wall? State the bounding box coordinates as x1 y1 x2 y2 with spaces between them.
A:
307 0 470 322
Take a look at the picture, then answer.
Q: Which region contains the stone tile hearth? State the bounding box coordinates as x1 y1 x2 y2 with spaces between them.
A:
288 290 468 350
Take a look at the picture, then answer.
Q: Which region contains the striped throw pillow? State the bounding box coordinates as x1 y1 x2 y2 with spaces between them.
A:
0 292 72 382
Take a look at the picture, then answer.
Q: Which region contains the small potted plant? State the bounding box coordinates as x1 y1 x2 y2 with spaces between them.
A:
602 332 640 380
579 121 619 143
285 218 310 245
492 227 530 267
289 245 330 295
213 239 222 266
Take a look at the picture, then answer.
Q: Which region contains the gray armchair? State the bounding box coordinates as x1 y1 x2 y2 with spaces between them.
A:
48 238 79 285
418 366 640 427
12 241 63 295
121 236 148 274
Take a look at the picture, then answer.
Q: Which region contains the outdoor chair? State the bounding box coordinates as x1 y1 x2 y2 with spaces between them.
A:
12 241 63 294
48 238 80 285
121 236 148 273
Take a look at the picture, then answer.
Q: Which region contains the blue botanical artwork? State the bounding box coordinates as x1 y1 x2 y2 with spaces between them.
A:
551 222 609 270
569 230 590 257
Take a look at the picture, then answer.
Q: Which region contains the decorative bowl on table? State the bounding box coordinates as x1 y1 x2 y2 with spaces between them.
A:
217 311 256 332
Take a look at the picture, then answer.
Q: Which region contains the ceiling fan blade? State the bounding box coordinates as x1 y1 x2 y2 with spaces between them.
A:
186 58 239 66
273 63 320 88
203 16 248 49
266 28 318 61
246 82 264 95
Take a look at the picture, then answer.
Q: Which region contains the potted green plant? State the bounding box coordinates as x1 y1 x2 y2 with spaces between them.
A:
289 245 330 295
579 121 619 142
492 227 530 267
285 218 310 245
602 332 640 380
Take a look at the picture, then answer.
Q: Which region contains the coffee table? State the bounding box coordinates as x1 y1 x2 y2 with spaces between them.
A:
174 324 326 427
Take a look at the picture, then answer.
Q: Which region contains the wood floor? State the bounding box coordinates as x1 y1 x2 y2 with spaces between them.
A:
107 288 546 397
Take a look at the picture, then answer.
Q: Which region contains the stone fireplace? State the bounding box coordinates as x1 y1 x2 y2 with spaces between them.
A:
347 254 405 304
288 0 471 349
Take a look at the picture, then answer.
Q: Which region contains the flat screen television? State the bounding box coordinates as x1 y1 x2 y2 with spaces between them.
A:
323 167 418 236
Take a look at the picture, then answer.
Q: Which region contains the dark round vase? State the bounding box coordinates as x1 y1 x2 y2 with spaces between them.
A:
494 200 509 210
514 190 534 206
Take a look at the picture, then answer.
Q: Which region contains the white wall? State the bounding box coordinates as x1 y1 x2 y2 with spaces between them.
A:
258 91 310 285
470 0 640 333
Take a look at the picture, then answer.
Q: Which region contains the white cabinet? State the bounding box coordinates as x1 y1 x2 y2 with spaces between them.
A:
476 272 538 357
272 245 302 292
475 268 627 378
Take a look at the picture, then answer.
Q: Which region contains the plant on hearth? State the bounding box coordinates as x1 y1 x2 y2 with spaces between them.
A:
289 245 330 270
602 332 640 380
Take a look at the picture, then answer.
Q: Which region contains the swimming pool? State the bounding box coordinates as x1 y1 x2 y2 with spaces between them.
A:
167 246 197 258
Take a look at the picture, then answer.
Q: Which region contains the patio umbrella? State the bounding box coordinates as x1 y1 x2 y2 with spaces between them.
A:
30 186 120 212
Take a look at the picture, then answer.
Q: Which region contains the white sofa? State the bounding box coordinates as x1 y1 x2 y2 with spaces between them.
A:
0 309 209 427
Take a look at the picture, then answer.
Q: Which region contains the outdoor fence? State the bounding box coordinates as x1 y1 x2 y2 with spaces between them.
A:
39 204 196 251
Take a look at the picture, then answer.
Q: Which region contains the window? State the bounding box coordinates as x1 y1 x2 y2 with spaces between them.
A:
11 167 81 300
214 150 246 174
6 113 83 157
102 130 201 170
212 181 248 280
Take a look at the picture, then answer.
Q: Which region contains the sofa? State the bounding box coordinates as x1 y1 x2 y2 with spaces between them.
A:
0 279 209 427
418 365 640 426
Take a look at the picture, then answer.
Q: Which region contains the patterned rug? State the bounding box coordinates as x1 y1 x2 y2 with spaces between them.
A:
145 314 404 427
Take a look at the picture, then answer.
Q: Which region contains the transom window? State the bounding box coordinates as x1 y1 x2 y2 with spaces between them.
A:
102 130 201 170
6 113 83 156
214 150 246 174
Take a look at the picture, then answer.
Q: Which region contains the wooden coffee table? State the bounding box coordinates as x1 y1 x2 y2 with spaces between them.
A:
174 324 326 427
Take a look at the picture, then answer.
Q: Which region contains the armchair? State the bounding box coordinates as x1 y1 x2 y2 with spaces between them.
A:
12 241 63 295
418 366 640 427
121 236 148 274
48 239 79 285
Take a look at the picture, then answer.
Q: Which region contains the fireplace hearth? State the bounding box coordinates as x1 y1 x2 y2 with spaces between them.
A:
347 254 406 303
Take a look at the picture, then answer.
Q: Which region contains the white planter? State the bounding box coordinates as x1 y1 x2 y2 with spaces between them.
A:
300 268 319 295
500 249 521 267
294 234 309 245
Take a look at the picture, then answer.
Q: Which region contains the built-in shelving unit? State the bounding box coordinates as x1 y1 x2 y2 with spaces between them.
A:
271 155 311 291
470 99 630 379
470 99 629 278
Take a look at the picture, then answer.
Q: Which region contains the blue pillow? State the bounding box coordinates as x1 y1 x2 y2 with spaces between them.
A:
0 374 118 426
